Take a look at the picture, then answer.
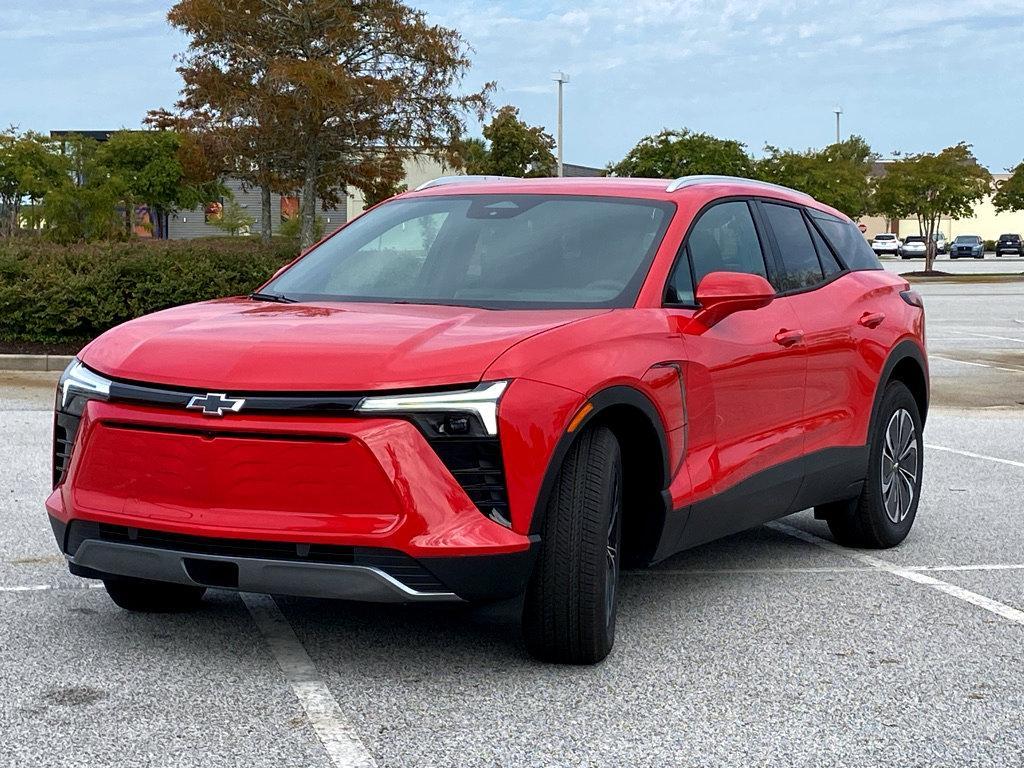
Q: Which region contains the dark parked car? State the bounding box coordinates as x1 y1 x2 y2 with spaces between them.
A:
996 234 1023 257
950 235 984 259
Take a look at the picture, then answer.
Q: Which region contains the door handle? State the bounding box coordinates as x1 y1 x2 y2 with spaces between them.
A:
773 329 804 347
859 311 886 329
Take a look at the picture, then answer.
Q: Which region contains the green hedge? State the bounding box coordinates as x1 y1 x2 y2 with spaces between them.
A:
0 237 298 344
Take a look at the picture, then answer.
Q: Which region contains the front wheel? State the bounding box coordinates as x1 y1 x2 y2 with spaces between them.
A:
104 576 207 612
522 424 622 664
817 381 923 548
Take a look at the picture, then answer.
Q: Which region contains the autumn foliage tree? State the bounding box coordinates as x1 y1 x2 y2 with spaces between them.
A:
167 0 491 248
874 143 992 272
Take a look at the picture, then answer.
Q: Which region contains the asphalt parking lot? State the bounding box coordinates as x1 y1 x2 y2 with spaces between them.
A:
2 279 1023 767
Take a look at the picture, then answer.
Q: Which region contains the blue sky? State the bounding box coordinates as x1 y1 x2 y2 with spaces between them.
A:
4 0 1024 171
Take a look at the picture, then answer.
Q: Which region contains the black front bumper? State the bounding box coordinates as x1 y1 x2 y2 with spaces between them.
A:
51 517 537 604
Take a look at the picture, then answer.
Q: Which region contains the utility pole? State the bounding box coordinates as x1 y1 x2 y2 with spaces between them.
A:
833 104 843 145
553 71 570 177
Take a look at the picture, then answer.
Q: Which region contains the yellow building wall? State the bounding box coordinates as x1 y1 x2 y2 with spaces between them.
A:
346 155 452 219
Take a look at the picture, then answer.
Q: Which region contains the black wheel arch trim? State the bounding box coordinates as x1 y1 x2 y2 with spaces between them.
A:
871 339 929 429
527 384 672 537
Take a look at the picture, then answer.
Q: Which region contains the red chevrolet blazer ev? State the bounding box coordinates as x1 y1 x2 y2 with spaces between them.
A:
47 175 928 663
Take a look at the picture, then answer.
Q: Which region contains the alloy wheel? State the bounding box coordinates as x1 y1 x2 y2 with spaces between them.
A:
881 408 918 523
605 475 621 626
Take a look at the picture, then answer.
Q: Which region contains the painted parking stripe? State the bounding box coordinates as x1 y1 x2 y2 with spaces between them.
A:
928 354 1024 374
626 563 1024 577
927 444 1024 469
769 522 1024 628
946 330 1024 344
0 582 103 593
241 593 377 769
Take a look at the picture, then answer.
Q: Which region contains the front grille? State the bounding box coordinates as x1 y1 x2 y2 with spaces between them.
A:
430 437 510 525
64 521 447 592
52 412 80 487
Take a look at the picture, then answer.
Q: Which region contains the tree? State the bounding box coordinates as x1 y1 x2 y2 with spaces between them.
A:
454 106 555 177
167 0 491 249
0 129 68 236
755 136 875 217
94 130 221 239
874 143 992 272
208 199 256 236
993 160 1024 213
609 128 752 179
41 134 122 243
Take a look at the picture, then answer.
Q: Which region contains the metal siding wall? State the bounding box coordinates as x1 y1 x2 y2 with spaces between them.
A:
167 179 348 239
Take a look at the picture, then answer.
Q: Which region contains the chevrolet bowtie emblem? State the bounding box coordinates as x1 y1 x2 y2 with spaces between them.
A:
186 392 246 416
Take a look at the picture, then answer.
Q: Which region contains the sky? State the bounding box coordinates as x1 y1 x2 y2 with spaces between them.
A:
3 0 1024 171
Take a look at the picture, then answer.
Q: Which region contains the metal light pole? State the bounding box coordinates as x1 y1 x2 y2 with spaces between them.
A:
833 104 843 144
553 71 570 177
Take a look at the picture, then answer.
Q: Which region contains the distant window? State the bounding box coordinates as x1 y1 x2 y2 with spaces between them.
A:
685 201 768 291
280 196 299 222
810 211 882 270
762 203 823 291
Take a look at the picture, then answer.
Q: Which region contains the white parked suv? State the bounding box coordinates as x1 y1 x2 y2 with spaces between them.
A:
871 233 902 256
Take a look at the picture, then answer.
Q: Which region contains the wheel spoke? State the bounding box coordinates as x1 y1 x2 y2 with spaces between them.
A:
899 411 915 457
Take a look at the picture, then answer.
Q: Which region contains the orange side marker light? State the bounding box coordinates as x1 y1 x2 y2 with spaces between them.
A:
566 402 594 433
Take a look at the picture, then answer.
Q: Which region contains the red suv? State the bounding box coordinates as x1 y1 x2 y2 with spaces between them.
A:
47 176 928 663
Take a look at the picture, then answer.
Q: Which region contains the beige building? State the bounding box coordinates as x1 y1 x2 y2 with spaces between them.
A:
859 171 1024 242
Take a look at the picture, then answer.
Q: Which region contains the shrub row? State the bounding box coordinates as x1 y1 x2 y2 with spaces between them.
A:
0 237 298 344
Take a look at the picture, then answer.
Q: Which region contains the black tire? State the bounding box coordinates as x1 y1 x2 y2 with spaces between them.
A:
817 381 923 548
103 576 206 612
522 425 622 664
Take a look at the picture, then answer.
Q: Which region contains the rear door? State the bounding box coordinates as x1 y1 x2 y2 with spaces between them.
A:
664 199 808 547
761 204 887 502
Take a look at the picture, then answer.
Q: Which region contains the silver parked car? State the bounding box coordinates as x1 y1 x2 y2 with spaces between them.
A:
899 235 927 259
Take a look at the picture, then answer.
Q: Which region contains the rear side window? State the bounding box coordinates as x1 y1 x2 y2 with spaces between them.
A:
761 202 823 291
808 220 844 277
810 212 882 270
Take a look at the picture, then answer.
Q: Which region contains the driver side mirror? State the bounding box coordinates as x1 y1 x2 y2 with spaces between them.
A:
694 271 775 326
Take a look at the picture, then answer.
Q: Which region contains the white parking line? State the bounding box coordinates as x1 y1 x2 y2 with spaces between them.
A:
927 444 1024 469
0 582 103 593
241 593 376 769
627 563 1024 577
946 330 1024 344
768 522 1024 628
928 354 1024 374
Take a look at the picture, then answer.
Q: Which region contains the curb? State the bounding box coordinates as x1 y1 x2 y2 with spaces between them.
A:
0 354 74 372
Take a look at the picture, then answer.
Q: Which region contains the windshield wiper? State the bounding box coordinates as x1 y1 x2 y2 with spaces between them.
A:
249 291 298 304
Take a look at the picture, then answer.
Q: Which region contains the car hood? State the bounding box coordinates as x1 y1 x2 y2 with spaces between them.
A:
80 298 607 391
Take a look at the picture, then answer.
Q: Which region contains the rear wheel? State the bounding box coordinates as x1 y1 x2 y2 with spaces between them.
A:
522 425 622 664
104 576 206 612
817 381 923 548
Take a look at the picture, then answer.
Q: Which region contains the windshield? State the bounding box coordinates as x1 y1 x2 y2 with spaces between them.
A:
954 236 981 244
875 234 895 240
904 236 925 243
1000 234 1019 240
264 194 674 309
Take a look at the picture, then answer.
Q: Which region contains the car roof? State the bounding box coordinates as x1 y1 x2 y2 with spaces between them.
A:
400 175 850 221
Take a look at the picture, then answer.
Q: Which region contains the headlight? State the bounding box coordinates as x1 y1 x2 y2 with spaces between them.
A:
356 381 508 436
58 359 111 414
